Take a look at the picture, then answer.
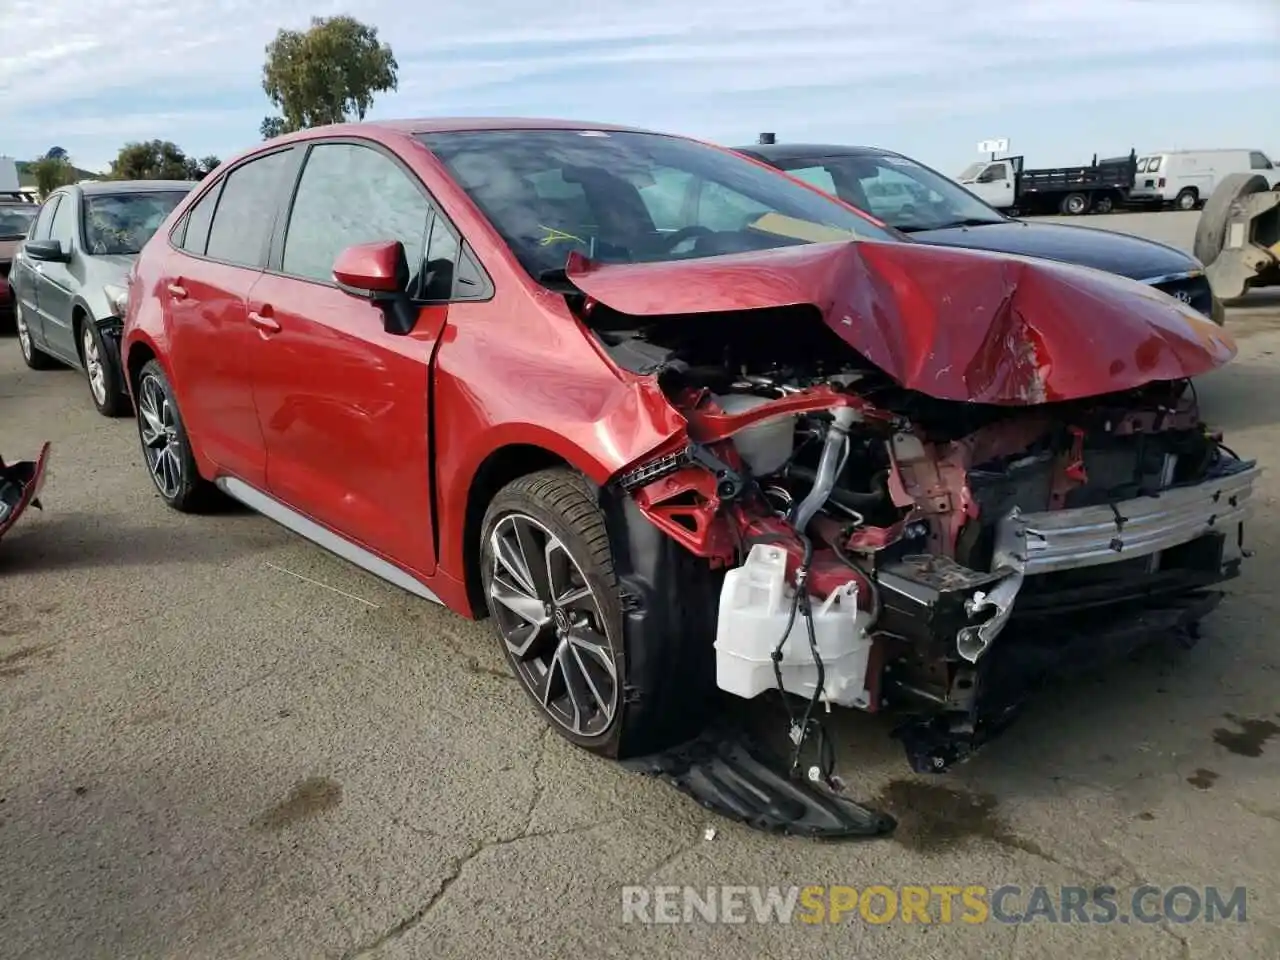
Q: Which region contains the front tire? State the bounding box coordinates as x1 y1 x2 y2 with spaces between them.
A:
480 469 627 756
134 359 218 512
1175 188 1199 211
81 320 130 417
1060 192 1090 215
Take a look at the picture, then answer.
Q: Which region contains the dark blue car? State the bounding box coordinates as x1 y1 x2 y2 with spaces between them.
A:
735 142 1225 325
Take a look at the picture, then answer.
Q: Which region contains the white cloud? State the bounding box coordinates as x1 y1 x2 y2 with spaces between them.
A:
1 0 1276 171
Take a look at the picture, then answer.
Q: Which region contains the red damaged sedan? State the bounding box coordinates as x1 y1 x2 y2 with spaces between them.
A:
121 119 1256 825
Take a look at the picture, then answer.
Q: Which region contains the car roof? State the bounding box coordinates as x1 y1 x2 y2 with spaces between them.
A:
265 117 659 145
79 180 198 196
733 143 890 162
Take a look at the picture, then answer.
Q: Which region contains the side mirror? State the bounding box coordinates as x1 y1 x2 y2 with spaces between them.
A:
25 239 69 263
333 240 417 336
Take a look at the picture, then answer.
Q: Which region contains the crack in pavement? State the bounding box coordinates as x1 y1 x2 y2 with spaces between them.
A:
340 819 628 959
341 728 617 959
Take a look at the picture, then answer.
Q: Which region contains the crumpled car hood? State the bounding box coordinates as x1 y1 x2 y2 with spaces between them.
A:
565 241 1237 404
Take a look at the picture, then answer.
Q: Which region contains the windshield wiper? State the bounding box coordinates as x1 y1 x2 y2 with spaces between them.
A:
898 217 1004 233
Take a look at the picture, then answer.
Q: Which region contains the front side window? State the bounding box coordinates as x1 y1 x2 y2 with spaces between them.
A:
282 142 431 287
205 149 292 268
83 191 188 255
1250 151 1273 170
420 129 895 281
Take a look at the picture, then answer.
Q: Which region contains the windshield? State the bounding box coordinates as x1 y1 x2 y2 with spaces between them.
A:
0 204 37 240
418 129 897 279
82 191 188 255
774 152 1006 232
956 162 985 182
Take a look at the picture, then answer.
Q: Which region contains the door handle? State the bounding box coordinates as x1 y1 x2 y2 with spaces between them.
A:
248 310 281 334
167 283 187 299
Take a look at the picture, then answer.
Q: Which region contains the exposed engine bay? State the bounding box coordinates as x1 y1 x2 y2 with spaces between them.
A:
589 302 1258 778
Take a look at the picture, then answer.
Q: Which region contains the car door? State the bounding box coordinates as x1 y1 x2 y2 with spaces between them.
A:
247 139 456 576
11 194 59 339
32 188 82 364
163 147 297 489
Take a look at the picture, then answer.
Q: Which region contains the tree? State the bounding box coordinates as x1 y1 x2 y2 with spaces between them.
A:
44 146 69 161
108 140 220 181
31 155 76 196
260 116 287 140
260 15 397 138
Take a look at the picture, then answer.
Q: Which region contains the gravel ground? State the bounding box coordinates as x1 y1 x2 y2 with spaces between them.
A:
1 211 1278 959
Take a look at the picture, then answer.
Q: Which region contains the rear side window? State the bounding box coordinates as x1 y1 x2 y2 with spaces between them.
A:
180 182 222 256
30 196 60 240
281 142 430 287
205 150 292 267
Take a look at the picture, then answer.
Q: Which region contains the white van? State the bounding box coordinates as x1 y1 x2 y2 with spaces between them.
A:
1130 149 1279 210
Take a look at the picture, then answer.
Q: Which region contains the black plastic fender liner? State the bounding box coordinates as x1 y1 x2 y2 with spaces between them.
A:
598 493 724 758
624 726 897 840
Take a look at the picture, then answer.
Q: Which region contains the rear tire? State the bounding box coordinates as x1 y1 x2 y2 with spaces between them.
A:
479 468 715 759
134 359 219 512
1193 173 1271 267
1093 195 1114 214
15 304 56 370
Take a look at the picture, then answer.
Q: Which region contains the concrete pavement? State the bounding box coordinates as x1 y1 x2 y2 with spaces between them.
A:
2 212 1278 959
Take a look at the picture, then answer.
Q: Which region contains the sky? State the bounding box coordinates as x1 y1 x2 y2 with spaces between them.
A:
3 0 1278 176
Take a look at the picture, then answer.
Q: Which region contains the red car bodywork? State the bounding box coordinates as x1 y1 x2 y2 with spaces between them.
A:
0 443 51 542
120 118 1238 618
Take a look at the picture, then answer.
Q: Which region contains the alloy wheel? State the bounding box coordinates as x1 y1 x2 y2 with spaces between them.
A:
137 374 183 498
16 311 32 361
83 327 107 405
487 513 619 738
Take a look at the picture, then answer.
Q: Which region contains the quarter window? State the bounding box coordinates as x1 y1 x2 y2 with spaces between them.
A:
49 193 78 247
181 182 222 256
205 150 292 268
421 213 460 300
30 196 60 241
281 142 431 288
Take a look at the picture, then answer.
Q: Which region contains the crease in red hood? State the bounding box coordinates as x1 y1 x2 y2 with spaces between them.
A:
564 241 1237 404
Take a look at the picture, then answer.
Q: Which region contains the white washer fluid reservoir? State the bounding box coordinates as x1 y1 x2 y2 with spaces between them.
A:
714 543 876 709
